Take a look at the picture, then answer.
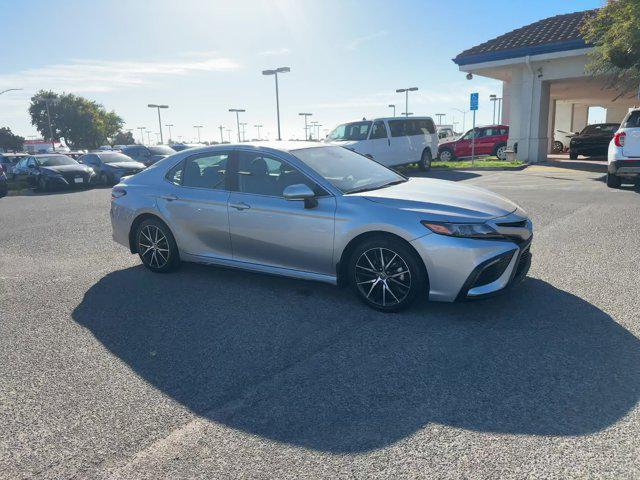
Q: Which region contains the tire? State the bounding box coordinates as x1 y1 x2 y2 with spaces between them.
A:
136 218 180 273
606 173 621 188
493 142 507 160
347 235 427 312
418 149 432 171
569 149 578 160
438 148 454 162
552 141 564 153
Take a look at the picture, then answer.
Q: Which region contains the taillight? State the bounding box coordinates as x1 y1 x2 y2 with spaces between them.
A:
111 187 126 201
614 131 626 147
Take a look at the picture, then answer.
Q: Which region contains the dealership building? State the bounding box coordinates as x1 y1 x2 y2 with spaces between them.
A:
454 9 638 163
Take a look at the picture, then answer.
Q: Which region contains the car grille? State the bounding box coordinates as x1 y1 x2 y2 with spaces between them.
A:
62 172 88 184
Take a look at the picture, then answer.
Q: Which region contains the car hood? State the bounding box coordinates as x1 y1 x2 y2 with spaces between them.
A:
41 165 92 175
354 177 520 221
104 161 145 169
329 140 360 147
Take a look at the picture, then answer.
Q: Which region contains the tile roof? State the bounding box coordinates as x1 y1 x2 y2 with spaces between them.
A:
454 9 597 65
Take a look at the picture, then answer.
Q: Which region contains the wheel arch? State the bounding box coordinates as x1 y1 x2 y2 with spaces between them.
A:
128 212 171 253
335 230 429 288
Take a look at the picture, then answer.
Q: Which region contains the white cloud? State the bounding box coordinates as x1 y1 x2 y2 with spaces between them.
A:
258 48 292 56
0 55 240 94
346 30 387 51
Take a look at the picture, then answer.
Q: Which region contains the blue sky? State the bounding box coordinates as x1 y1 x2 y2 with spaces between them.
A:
0 0 603 143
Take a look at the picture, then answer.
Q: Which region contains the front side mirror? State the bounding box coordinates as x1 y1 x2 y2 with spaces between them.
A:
283 183 317 208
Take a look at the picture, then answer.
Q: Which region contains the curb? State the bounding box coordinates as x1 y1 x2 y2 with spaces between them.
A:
431 164 529 172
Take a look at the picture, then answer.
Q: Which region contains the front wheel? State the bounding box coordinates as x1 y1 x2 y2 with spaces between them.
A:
348 236 426 312
136 218 180 272
438 148 454 162
606 173 621 188
418 149 432 171
494 142 507 160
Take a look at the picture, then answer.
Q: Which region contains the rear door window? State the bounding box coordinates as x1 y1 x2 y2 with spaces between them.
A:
369 121 388 139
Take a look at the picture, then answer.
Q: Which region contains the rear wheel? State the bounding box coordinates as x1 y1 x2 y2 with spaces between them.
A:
348 236 426 312
606 172 621 188
438 148 454 162
418 149 432 171
136 218 180 272
493 142 507 160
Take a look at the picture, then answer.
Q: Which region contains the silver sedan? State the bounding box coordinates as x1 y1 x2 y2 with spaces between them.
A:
110 142 532 311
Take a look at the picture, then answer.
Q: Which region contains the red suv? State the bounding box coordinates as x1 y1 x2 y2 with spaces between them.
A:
438 125 509 161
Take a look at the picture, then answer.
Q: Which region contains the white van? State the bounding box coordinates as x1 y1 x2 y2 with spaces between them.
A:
326 116 438 171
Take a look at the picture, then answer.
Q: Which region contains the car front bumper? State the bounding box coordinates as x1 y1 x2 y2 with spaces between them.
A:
411 232 532 302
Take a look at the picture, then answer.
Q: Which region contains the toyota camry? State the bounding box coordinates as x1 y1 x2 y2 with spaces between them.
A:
110 143 532 311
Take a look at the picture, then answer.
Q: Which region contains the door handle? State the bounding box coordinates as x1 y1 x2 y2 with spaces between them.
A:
229 202 251 211
161 194 178 201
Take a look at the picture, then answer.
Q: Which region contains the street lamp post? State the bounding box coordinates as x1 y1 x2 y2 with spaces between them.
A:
497 97 503 123
146 130 151 145
489 94 497 124
0 88 23 96
388 104 396 117
228 108 245 142
165 124 174 142
226 129 232 143
137 127 146 145
254 124 263 140
310 121 319 140
147 104 169 144
35 95 60 152
299 113 312 140
193 125 203 143
218 125 225 143
262 66 290 141
239 123 247 141
396 87 418 117
453 108 467 132
435 113 445 125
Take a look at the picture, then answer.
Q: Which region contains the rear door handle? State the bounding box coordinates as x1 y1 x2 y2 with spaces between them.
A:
161 194 179 201
229 202 251 211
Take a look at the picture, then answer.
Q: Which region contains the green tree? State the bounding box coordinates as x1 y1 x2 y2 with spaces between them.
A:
112 130 135 145
28 91 124 150
0 127 24 152
581 0 640 98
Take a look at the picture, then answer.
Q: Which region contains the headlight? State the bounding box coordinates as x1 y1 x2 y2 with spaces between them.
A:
421 221 503 239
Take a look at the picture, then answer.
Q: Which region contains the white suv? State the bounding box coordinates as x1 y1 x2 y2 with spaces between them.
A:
607 109 640 188
326 117 438 171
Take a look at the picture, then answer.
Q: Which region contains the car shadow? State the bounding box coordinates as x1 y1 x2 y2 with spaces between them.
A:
408 170 482 181
72 265 640 453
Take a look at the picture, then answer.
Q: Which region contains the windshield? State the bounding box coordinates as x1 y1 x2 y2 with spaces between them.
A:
149 145 175 155
327 122 372 141
36 155 78 166
100 153 136 164
581 124 619 135
292 146 406 193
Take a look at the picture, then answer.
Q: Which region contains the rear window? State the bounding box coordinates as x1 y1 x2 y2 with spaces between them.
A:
622 111 640 128
388 118 436 137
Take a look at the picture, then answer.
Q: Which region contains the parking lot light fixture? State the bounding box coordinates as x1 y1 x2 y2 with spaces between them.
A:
193 125 203 143
137 127 146 145
436 113 445 125
262 67 290 141
453 108 467 132
299 112 312 140
388 104 396 117
228 109 246 142
148 104 169 144
396 87 418 117
218 125 225 143
254 124 263 140
489 95 497 124
0 88 23 96
239 122 247 141
164 124 174 142
226 128 232 143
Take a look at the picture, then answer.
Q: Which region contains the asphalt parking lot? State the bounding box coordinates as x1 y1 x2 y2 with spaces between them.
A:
1 165 640 479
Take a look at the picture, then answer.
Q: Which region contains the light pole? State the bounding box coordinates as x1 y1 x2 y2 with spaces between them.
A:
239 122 247 141
228 108 245 142
254 124 263 140
497 97 503 123
226 129 232 143
154 132 160 144
0 88 23 96
388 104 396 117
315 123 322 140
35 95 60 152
262 66 290 141
453 108 467 132
218 125 225 143
147 104 169 144
402 112 414 116
193 125 203 143
137 127 146 145
489 94 498 124
435 113 445 125
299 112 312 140
145 130 151 145
165 124 174 142
396 87 418 117
310 121 319 140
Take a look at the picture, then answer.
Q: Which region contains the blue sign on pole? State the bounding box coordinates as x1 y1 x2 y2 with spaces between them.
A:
470 92 479 111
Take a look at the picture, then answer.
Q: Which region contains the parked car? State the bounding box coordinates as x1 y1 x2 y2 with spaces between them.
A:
437 126 457 143
438 125 509 161
67 151 86 160
552 130 576 153
607 109 640 188
326 117 438 171
13 154 95 191
97 145 113 151
110 142 532 311
569 123 619 160
0 167 7 198
0 153 29 178
171 143 201 152
121 145 176 166
79 152 146 185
